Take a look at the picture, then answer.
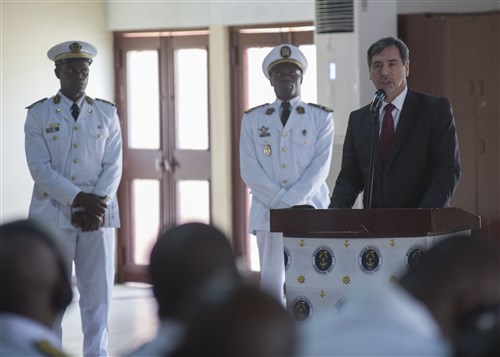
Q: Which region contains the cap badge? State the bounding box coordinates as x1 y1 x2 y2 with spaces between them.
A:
69 42 82 54
280 45 291 58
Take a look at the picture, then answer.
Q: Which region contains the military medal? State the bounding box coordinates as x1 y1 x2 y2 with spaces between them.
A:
259 126 271 137
264 145 272 156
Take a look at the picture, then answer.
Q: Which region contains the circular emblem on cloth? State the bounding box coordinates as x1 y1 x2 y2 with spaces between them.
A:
280 45 291 58
334 296 348 314
405 244 426 269
69 42 82 53
312 245 335 274
290 296 312 323
263 144 271 157
358 245 382 273
284 245 291 271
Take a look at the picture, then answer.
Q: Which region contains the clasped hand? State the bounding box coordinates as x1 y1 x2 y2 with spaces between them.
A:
72 192 108 231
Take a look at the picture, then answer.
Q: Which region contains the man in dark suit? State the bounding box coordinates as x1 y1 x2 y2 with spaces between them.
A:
330 36 460 209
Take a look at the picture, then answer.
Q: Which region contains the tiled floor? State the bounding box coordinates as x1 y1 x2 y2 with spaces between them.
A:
61 283 158 357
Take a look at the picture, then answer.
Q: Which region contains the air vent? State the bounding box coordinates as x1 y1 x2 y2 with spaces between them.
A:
316 0 354 34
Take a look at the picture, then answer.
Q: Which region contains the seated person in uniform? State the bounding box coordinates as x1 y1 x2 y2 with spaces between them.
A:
0 219 73 357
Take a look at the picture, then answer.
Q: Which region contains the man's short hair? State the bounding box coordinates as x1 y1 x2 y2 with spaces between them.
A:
367 36 410 67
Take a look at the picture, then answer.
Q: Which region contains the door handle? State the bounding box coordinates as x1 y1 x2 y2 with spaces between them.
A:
155 157 173 172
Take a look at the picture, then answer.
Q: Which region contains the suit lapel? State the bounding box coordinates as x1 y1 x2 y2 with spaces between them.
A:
387 89 419 165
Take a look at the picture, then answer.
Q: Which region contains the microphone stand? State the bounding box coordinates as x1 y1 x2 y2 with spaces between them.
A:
366 89 386 209
366 110 379 209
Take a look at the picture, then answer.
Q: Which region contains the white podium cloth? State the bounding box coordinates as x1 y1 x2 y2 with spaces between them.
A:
256 231 286 305
282 230 469 323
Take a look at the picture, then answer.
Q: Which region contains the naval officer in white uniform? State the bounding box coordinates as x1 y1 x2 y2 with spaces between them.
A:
24 40 123 357
239 44 334 303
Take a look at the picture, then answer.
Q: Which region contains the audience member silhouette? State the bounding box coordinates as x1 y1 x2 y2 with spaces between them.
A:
0 219 73 356
453 302 499 357
127 222 242 356
172 285 297 357
300 234 499 356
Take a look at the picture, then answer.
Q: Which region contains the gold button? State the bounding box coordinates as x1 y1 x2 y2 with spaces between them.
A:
73 159 78 164
88 109 93 113
73 126 79 131
73 143 78 148
71 176 76 181
98 134 103 139
282 179 288 185
282 132 287 137
281 147 287 152
43 192 48 197
304 140 308 144
52 135 58 141
282 164 287 169
56 108 61 113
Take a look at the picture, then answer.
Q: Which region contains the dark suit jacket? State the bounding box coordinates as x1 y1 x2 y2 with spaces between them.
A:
330 88 460 209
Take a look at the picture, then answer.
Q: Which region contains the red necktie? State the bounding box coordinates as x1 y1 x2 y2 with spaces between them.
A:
380 103 395 169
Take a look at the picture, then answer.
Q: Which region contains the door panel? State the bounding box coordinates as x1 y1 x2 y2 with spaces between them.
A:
174 48 209 150
126 50 161 150
131 179 161 265
177 180 210 224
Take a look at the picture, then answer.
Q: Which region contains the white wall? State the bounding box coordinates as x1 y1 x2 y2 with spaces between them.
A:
0 1 113 223
107 0 315 30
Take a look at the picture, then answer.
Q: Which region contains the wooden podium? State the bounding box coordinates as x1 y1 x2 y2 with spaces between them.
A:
270 208 480 323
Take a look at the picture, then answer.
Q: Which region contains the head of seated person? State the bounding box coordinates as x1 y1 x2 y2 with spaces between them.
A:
172 285 297 357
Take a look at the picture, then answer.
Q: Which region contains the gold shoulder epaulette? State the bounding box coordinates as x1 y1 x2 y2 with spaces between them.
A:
245 103 268 114
34 340 70 357
308 103 334 113
95 98 117 107
26 98 47 110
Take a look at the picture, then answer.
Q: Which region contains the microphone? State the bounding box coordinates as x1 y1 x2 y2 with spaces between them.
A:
369 89 387 114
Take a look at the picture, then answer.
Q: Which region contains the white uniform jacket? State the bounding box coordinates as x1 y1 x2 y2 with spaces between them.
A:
0 313 67 357
24 93 123 229
240 99 334 233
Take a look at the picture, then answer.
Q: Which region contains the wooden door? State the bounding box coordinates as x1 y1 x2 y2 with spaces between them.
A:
114 31 211 282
